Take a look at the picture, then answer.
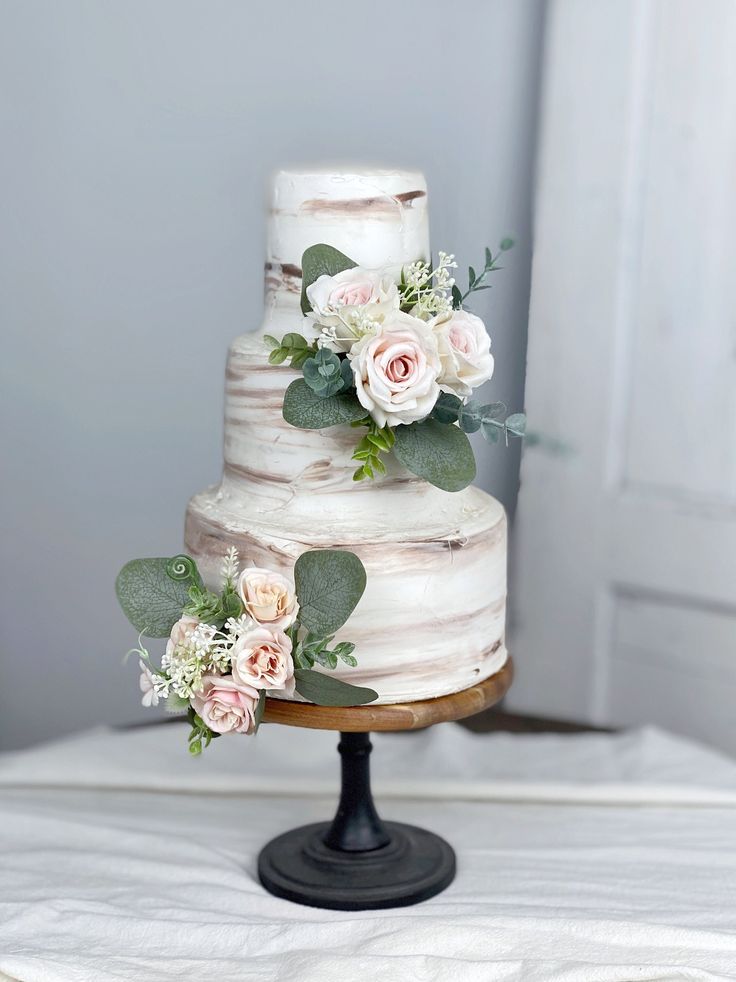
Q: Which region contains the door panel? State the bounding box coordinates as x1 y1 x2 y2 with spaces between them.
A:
509 0 736 751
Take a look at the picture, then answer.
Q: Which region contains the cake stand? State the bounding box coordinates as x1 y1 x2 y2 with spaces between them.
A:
258 657 514 911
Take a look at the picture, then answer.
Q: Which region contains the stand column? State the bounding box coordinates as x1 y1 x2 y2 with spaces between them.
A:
323 732 390 852
257 730 456 910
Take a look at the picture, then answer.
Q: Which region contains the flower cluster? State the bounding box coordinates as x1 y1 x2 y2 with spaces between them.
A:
136 550 298 749
118 546 374 754
266 242 526 489
303 259 493 426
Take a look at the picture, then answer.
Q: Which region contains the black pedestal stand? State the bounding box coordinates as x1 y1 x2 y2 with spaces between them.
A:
257 731 456 910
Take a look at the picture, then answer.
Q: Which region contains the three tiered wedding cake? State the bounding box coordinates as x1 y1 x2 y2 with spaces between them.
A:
183 169 509 704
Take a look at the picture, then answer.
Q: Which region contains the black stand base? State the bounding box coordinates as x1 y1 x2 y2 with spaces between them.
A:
257 732 456 910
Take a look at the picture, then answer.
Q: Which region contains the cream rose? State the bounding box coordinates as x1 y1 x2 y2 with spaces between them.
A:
305 268 400 351
231 625 294 693
431 310 494 398
165 615 200 660
348 311 441 427
191 674 260 735
237 567 298 629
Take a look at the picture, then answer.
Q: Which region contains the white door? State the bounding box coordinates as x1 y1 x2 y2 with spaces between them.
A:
508 0 736 751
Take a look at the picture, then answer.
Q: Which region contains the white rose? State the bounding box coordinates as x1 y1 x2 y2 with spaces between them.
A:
431 310 494 398
348 311 441 428
305 267 400 351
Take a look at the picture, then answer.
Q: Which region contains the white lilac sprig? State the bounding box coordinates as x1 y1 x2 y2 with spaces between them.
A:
399 251 458 318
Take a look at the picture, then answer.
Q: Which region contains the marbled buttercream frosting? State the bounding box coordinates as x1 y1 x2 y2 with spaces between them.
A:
184 168 508 703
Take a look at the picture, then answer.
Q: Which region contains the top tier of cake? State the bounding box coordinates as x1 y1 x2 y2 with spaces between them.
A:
264 168 430 320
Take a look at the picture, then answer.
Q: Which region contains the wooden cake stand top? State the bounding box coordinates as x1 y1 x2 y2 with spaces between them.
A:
263 657 513 732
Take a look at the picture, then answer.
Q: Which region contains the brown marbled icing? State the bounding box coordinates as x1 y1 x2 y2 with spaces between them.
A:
184 168 509 703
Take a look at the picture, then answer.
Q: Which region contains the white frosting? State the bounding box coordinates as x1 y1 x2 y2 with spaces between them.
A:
185 168 508 703
262 167 430 328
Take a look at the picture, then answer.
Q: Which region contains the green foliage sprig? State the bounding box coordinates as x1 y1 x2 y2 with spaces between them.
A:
350 417 395 482
432 392 526 445
265 332 318 368
183 579 242 628
452 239 514 310
187 706 219 756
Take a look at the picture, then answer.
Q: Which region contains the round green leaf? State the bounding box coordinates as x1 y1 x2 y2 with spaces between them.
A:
458 400 483 433
283 379 367 429
300 244 357 315
393 419 476 492
505 413 527 437
294 549 367 637
115 558 194 637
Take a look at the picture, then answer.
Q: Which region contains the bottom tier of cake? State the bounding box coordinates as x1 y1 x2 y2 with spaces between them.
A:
184 480 508 704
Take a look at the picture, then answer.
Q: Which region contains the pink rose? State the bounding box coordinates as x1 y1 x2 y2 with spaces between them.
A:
190 675 260 735
165 615 200 660
348 311 441 427
238 567 298 629
431 310 494 398
231 625 294 693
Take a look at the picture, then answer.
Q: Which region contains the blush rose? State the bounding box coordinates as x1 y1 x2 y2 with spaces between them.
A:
348 311 441 427
431 310 494 398
231 625 294 694
237 568 298 630
165 615 200 660
191 675 260 735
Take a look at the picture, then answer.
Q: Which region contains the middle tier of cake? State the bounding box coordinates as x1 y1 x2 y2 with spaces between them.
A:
184 332 509 704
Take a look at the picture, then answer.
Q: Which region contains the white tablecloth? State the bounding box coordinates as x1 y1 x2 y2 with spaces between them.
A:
1 722 736 981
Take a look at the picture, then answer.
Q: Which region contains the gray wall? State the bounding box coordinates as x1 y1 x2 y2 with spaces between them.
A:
0 0 544 749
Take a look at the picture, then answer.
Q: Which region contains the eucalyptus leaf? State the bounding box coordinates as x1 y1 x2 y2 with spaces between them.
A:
339 356 354 392
300 244 357 315
283 379 367 429
500 237 515 251
505 413 527 436
458 400 484 433
481 401 507 420
294 548 367 636
303 348 345 398
115 558 194 638
481 420 501 443
293 668 378 707
432 392 462 424
393 419 476 492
